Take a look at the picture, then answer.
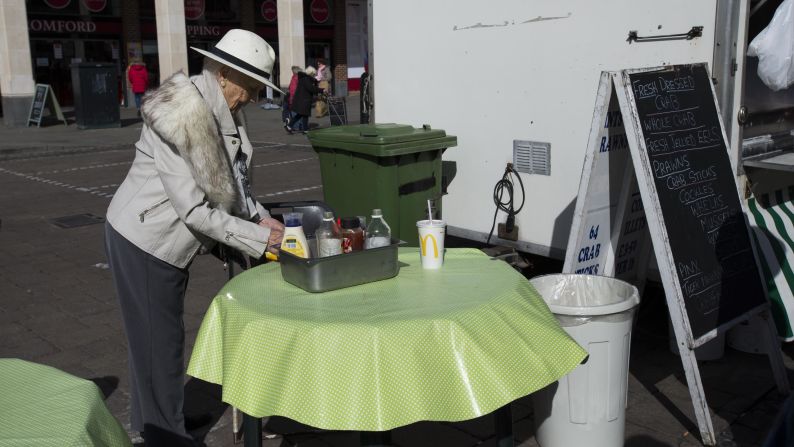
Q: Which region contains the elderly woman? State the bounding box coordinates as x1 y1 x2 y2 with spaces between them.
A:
289 66 322 133
104 30 284 445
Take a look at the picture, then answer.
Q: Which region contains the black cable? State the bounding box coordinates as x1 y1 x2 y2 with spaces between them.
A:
486 164 525 246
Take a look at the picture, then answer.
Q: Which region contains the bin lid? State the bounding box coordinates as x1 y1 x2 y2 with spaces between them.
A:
307 123 457 156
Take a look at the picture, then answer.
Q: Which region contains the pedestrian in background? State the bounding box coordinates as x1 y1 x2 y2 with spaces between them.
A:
360 63 373 124
127 61 149 117
105 29 284 446
289 65 321 133
314 58 332 117
283 65 301 132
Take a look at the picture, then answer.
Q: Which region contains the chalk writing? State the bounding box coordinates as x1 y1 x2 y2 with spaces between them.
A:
629 64 766 339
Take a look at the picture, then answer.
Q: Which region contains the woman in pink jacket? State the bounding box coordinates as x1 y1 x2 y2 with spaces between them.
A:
127 62 149 115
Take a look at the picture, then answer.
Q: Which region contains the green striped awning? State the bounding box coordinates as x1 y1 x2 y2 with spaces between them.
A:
747 187 794 341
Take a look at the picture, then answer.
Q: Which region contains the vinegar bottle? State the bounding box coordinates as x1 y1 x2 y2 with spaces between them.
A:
365 209 391 249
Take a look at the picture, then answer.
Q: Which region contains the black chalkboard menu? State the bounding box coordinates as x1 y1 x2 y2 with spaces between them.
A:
628 64 766 339
28 84 49 126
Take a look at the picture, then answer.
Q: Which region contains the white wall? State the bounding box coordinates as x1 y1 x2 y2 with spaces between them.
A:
371 0 718 256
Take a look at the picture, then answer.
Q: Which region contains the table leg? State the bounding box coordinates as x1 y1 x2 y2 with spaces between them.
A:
243 413 262 447
495 404 514 447
360 430 392 446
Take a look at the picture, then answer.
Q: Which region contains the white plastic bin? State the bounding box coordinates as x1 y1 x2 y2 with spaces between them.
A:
530 274 640 447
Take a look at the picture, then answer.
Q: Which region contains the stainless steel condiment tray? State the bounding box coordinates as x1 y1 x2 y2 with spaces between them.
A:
279 239 404 293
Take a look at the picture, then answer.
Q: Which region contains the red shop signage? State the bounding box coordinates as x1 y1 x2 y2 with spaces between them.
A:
44 0 71 8
261 0 277 22
29 18 122 34
186 24 234 37
184 0 205 20
310 0 329 23
82 0 106 12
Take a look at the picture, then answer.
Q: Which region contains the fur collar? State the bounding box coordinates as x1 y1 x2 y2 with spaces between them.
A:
140 71 238 213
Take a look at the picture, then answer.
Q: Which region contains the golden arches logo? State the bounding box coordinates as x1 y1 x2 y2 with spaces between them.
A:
420 234 439 258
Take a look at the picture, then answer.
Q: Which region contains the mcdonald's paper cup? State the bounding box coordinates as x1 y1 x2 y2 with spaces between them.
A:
417 220 446 269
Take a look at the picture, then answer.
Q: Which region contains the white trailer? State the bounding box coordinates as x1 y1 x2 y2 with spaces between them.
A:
368 0 750 258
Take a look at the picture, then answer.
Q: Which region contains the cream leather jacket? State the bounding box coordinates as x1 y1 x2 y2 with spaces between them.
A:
106 70 271 268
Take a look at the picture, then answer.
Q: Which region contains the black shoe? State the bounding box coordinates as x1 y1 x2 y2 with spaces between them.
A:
184 413 213 430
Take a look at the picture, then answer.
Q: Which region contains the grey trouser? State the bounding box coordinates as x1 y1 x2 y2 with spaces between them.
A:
104 222 190 440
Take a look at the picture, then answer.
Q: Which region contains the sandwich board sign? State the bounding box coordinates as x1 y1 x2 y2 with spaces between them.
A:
564 64 790 446
27 84 67 127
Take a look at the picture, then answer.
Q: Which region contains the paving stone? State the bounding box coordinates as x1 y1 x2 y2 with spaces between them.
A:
624 421 699 446
515 438 540 447
78 334 129 357
74 280 116 301
391 421 479 447
184 312 207 333
103 388 133 419
733 399 783 431
40 322 119 350
513 404 532 423
718 393 770 418
0 309 19 326
56 362 101 380
81 349 127 375
511 413 536 446
626 390 694 439
445 412 494 440
311 431 359 447
40 274 85 290
35 345 98 371
24 311 89 338
477 428 540 447
285 434 330 446
0 321 26 336
0 332 60 359
57 295 117 317
724 423 765 447
77 309 123 328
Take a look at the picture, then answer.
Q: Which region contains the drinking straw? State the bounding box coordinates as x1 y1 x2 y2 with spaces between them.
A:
427 199 433 222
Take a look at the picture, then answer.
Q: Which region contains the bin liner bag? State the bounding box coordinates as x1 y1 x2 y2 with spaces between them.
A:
530 274 640 327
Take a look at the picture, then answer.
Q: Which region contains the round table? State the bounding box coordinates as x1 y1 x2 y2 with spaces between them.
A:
187 248 586 442
0 359 131 447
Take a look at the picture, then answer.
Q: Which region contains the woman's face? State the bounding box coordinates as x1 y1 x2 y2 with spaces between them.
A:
220 68 264 113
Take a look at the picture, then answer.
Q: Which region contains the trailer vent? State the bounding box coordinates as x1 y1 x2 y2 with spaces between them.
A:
513 140 551 175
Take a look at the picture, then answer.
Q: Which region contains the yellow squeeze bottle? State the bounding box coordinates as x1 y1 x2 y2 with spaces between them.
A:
281 212 309 258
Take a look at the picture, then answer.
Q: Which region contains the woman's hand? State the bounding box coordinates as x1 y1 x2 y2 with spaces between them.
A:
258 217 285 254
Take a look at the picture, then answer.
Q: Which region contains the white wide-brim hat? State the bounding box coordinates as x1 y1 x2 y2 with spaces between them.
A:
191 29 283 93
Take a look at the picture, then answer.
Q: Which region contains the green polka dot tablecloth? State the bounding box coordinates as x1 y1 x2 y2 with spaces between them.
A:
0 359 131 447
187 248 586 431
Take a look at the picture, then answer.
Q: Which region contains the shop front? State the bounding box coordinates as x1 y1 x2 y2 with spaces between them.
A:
304 0 334 75
21 0 347 109
27 0 123 107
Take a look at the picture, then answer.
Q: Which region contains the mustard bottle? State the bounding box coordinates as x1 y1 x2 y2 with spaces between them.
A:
280 212 309 258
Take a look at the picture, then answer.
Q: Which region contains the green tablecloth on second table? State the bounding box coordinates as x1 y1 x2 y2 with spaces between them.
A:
0 359 131 447
187 248 586 431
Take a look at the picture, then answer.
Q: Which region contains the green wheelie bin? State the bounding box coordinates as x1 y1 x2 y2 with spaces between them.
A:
307 123 457 246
